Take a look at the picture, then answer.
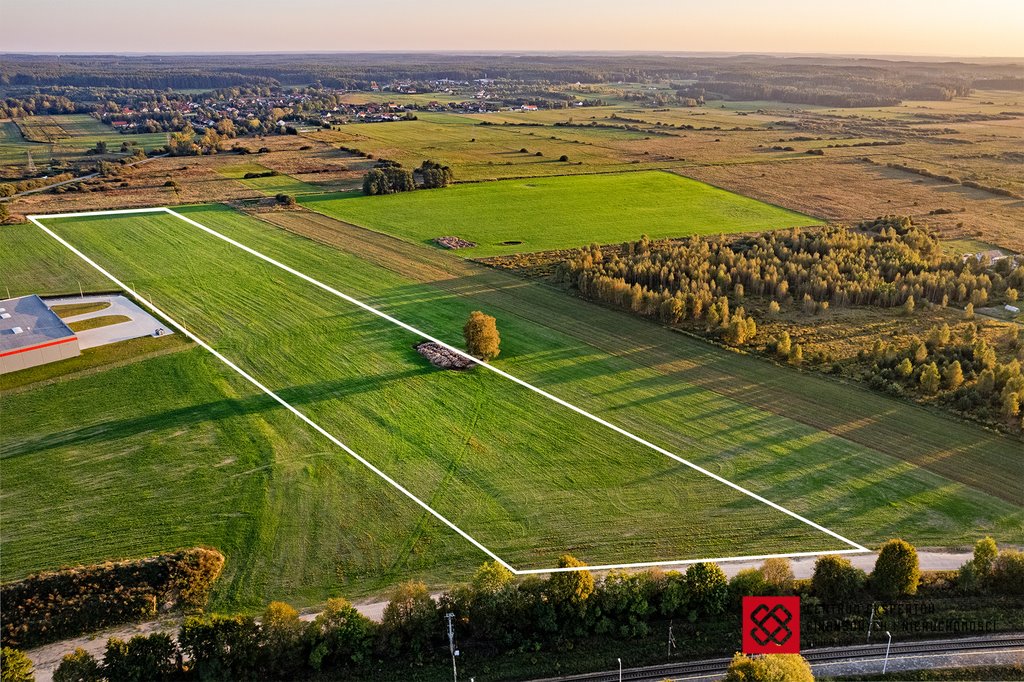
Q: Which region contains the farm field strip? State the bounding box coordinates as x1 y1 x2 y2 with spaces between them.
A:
29 206 867 573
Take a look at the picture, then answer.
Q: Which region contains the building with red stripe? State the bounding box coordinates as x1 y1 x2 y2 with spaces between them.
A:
0 295 81 374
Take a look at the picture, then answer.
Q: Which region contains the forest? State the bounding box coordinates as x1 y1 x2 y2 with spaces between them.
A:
555 217 1024 432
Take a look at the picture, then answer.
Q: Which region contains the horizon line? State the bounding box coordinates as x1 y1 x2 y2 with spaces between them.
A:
2 49 1022 62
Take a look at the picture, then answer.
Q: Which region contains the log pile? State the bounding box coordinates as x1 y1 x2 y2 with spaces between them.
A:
434 236 477 249
415 341 475 370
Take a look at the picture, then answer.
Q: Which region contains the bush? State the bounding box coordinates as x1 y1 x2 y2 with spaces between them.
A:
306 598 375 672
0 648 33 682
275 193 296 207
54 648 102 682
872 539 920 599
685 562 729 617
463 310 501 360
812 555 866 602
724 652 813 681
992 550 1024 596
379 582 439 664
559 155 569 162
179 615 262 680
102 634 179 681
1 548 224 649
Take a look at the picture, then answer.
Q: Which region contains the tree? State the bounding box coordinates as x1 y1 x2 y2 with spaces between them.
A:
812 555 866 602
919 362 941 394
991 550 1024 596
168 126 199 156
729 568 769 605
54 648 102 682
760 558 794 592
379 582 438 663
768 300 781 315
261 601 306 679
101 634 179 682
306 598 375 671
216 118 236 137
0 648 34 682
959 536 998 593
179 615 262 680
548 555 595 635
724 653 813 682
418 160 454 189
776 331 791 358
789 343 803 366
463 310 501 360
684 562 728 617
872 539 920 599
897 357 914 378
944 360 964 390
903 295 915 315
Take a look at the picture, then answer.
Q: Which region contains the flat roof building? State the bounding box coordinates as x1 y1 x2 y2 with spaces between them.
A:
0 295 80 375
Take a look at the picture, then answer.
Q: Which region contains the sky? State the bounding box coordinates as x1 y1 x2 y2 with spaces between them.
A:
2 0 1022 58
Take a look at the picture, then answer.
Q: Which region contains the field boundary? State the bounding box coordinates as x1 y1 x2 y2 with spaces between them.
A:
28 206 870 574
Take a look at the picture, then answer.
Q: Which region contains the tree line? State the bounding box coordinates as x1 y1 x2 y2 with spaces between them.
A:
0 538 1015 681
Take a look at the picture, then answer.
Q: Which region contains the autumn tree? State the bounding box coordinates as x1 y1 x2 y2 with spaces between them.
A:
725 653 813 682
464 310 501 360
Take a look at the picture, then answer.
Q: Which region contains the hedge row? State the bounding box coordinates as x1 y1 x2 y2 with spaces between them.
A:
1 548 224 649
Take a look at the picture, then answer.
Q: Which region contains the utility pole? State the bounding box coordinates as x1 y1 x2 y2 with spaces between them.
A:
883 631 892 674
445 612 458 682
667 621 677 658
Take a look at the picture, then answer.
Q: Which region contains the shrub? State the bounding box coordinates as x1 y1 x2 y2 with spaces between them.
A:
0 648 33 682
275 193 296 206
54 648 102 682
1 548 224 649
379 582 439 663
992 550 1024 596
559 155 569 162
812 555 866 602
179 615 262 680
685 562 729 617
463 310 501 360
724 652 813 682
306 598 375 671
760 557 795 592
102 633 179 681
872 539 920 599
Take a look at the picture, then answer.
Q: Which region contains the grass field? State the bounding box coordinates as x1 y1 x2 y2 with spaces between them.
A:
14 209 851 570
3 206 1021 611
218 162 322 196
300 171 822 256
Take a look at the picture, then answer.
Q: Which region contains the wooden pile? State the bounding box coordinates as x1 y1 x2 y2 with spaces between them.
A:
415 341 475 370
434 236 477 249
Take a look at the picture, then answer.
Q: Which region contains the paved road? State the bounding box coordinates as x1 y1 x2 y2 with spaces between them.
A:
47 294 172 349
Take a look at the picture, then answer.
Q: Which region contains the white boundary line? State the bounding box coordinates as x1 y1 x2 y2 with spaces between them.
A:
28 206 870 574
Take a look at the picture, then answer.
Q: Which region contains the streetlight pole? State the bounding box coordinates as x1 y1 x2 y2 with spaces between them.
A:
618 657 622 682
445 612 458 682
882 631 892 674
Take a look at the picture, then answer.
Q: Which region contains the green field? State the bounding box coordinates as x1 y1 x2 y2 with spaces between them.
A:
218 162 321 196
2 206 1021 611
300 171 822 256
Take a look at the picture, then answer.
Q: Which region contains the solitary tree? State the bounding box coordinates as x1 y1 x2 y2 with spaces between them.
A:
464 311 501 360
872 539 920 599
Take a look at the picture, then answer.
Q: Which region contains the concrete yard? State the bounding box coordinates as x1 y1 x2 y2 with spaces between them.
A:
45 294 172 350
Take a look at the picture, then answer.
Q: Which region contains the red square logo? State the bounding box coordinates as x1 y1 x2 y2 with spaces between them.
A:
742 596 800 654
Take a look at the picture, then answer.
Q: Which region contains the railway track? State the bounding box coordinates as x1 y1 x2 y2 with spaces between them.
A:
531 633 1024 682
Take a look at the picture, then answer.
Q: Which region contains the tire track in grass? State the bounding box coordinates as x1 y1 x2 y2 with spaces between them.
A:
388 372 487 574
